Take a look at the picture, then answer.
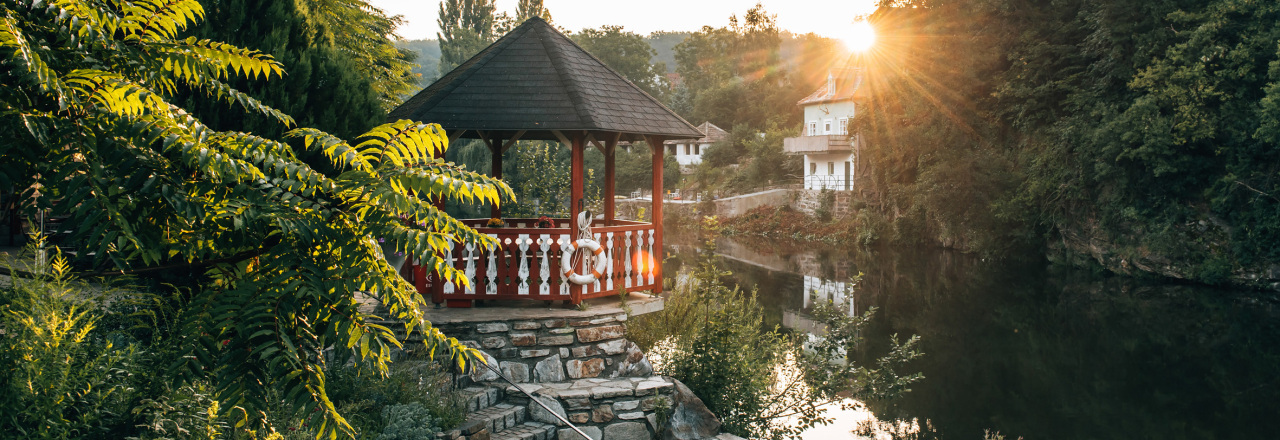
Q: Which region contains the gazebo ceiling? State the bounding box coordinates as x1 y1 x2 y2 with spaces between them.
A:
388 17 702 143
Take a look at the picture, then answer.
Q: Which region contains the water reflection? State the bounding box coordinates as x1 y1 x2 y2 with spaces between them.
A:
663 232 1280 440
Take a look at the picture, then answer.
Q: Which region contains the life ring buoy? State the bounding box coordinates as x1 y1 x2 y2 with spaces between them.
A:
562 238 608 285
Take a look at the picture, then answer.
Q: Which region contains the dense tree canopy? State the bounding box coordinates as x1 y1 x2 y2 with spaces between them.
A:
436 0 496 76
177 0 414 140
0 0 510 435
572 25 670 101
672 4 827 131
854 0 1280 284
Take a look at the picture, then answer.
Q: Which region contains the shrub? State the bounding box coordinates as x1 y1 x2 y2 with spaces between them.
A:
376 403 439 440
629 217 922 439
0 247 139 438
815 188 836 222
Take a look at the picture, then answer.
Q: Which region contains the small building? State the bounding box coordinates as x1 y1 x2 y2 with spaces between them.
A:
783 68 866 191
663 122 727 168
387 17 702 307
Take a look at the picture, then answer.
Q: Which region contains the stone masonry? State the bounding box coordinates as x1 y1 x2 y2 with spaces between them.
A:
505 377 675 440
430 312 655 384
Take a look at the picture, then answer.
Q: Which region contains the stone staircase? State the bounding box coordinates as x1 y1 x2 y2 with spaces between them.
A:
437 385 558 440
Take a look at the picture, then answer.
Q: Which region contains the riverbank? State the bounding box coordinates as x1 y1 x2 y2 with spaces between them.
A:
661 232 1280 440
711 203 1280 293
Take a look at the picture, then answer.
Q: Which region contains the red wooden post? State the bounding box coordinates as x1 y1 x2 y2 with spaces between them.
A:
489 137 503 219
646 135 664 294
604 139 616 226
430 195 446 306
569 133 585 305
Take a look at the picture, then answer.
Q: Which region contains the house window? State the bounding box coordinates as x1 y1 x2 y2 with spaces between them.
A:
824 119 833 134
838 118 848 135
694 144 701 155
828 162 834 174
808 121 817 136
684 144 690 155
810 162 817 175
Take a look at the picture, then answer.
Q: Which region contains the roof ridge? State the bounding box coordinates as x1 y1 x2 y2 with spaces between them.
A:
388 23 531 121
546 24 698 138
540 25 596 129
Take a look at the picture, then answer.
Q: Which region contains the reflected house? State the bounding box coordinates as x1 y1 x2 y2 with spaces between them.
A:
386 17 703 307
784 275 858 334
783 66 866 191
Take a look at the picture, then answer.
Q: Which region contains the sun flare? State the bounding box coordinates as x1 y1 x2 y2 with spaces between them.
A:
840 21 877 53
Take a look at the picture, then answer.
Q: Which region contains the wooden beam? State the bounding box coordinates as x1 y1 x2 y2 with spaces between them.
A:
489 135 503 219
448 129 467 145
644 134 665 295
569 133 586 305
550 130 572 146
500 130 526 152
604 135 617 226
585 132 606 153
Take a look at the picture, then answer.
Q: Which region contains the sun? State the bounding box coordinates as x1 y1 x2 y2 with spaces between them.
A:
839 21 877 53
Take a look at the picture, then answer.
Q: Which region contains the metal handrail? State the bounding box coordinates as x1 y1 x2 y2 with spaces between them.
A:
477 360 594 439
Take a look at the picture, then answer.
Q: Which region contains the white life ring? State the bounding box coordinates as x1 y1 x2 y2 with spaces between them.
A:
562 238 608 285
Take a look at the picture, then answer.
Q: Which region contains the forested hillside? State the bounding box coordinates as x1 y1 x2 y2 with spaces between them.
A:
853 0 1280 288
397 38 442 92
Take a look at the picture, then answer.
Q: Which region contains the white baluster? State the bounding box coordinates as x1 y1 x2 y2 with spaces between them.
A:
647 227 656 284
442 237 456 294
624 231 633 288
635 229 645 287
539 234 551 296
463 241 477 294
559 234 572 297
486 234 498 295
605 231 615 292
593 232 603 292
518 234 531 295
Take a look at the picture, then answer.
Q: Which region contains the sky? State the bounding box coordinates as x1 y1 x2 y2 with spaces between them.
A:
369 0 880 42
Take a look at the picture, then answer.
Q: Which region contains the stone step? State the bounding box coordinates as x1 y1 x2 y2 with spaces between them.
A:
491 421 558 440
462 403 527 437
462 385 504 412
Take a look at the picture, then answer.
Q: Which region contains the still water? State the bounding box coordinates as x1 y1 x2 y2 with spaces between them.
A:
662 232 1280 439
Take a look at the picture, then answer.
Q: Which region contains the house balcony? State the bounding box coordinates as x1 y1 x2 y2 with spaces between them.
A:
401 218 659 308
783 135 852 154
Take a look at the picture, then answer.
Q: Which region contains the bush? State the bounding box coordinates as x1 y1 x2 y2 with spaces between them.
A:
326 359 467 436
376 403 439 440
0 247 140 438
815 188 836 222
630 217 922 439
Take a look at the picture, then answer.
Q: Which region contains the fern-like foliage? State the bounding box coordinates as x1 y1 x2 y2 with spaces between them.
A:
0 1 510 437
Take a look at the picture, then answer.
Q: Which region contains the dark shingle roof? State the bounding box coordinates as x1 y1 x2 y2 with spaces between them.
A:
389 18 702 141
663 122 728 145
797 68 867 106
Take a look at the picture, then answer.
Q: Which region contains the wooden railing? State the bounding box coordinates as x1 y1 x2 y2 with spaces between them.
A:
402 219 659 307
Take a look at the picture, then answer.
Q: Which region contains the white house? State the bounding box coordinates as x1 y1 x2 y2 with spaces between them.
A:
663 121 727 168
783 68 865 191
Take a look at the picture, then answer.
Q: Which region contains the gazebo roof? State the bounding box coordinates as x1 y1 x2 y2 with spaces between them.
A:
389 17 702 142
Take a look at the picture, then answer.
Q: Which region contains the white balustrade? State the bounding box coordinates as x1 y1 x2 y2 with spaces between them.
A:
517 234 531 295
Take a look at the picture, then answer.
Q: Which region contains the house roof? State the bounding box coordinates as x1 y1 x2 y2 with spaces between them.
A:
797 69 867 106
663 122 728 145
388 17 703 142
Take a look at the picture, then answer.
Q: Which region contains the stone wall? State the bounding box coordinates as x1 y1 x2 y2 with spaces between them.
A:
426 312 654 385
791 189 855 217
512 377 677 440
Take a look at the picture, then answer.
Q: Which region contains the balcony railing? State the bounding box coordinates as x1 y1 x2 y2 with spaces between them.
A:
803 174 853 191
402 218 659 307
783 135 852 154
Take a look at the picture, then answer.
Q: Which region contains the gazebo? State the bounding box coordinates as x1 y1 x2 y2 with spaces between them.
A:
389 17 703 308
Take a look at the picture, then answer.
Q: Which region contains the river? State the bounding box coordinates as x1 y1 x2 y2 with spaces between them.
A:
662 231 1280 439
